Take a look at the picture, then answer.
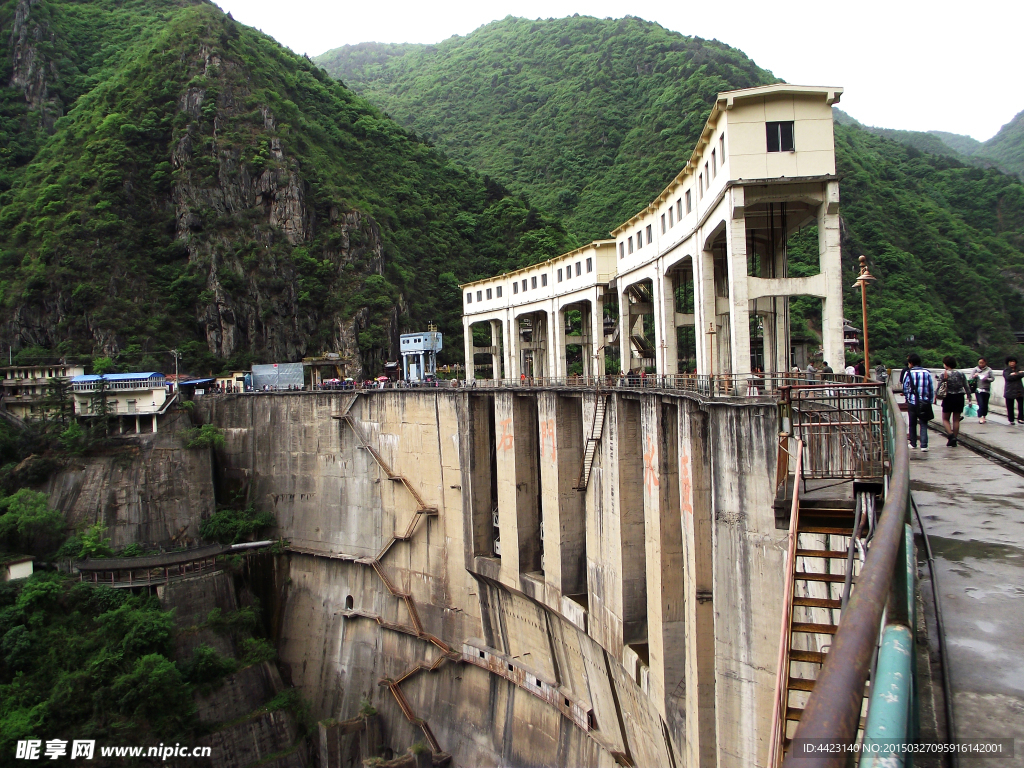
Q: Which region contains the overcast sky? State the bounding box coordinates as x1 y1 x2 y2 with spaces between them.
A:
213 0 1022 142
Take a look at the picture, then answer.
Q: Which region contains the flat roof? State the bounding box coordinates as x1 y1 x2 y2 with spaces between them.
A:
610 84 843 236
72 372 165 382
459 239 616 290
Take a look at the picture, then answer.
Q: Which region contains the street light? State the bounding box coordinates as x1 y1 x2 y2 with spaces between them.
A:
851 255 876 382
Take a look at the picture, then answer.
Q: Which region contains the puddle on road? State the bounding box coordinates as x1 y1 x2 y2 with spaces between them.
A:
928 535 1024 563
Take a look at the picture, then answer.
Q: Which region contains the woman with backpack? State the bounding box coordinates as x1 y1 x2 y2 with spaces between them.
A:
938 356 971 447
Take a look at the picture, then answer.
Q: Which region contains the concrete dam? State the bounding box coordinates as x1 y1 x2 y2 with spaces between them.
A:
194 387 784 767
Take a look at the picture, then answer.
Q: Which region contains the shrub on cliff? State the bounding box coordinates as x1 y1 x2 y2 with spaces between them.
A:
0 489 65 557
199 504 276 544
182 424 226 450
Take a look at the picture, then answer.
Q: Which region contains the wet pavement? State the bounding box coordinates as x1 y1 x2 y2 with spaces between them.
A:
909 416 1024 766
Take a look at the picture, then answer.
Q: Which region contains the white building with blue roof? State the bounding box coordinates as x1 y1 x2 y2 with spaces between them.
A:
71 372 170 432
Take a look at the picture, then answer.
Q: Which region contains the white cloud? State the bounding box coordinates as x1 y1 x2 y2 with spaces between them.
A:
213 0 1023 141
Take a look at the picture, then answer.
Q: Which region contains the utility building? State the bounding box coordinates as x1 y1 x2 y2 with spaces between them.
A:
400 327 442 382
462 84 846 380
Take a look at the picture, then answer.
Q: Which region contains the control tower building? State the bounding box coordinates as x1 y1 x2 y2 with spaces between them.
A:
400 326 442 382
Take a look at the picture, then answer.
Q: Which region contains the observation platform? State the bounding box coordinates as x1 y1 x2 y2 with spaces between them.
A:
910 413 1024 765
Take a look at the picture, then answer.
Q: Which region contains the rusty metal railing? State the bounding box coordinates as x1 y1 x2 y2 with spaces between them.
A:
782 386 912 767
781 383 886 481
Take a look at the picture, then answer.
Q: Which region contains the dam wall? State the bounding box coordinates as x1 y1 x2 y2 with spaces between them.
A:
197 389 786 767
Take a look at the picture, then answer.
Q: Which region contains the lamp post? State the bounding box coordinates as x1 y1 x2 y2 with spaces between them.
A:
852 255 876 382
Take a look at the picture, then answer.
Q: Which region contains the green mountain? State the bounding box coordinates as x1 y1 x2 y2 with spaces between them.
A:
317 16 1024 366
834 110 1024 181
976 110 1024 179
0 0 573 373
317 16 777 244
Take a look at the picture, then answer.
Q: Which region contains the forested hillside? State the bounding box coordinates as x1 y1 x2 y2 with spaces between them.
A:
0 0 572 373
318 16 1024 366
318 16 777 244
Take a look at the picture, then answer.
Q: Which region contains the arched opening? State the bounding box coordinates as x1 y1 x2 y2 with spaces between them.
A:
622 278 656 375
345 595 353 610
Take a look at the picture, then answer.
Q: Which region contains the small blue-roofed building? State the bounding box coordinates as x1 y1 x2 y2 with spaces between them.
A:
400 326 442 382
71 372 171 433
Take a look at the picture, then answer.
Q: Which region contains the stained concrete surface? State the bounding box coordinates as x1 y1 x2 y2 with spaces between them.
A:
909 419 1024 767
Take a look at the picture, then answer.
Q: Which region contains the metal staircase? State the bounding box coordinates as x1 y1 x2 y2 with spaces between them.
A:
769 440 874 764
575 396 607 490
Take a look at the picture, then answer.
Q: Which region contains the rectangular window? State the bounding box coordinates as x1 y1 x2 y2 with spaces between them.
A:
704 161 709 186
720 133 725 161
686 190 692 213
477 290 483 302
668 208 673 228
711 148 716 177
466 292 472 304
586 257 592 273
677 198 682 219
645 224 652 244
497 286 502 297
513 282 518 294
558 267 564 281
531 276 537 289
636 230 643 248
618 243 624 259
522 279 528 291
486 288 492 300
699 173 703 197
575 261 581 276
766 121 795 152
661 214 666 234
628 236 633 254
541 273 548 286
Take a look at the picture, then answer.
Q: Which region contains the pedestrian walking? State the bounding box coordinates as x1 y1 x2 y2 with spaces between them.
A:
903 353 934 451
846 361 857 377
937 356 970 447
854 359 866 379
821 362 834 380
1005 356 1024 425
805 361 817 383
899 357 911 388
969 357 995 424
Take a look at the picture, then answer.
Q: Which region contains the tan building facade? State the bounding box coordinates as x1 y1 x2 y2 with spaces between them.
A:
1 363 85 420
463 84 846 379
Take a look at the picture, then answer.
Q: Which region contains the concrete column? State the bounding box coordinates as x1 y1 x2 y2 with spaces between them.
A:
641 397 685 743
660 269 678 376
135 415 140 433
506 314 519 381
552 305 566 379
493 391 542 588
819 181 846 370
463 318 475 381
152 414 157 433
679 402 717 768
696 247 717 375
617 396 647 644
591 289 606 378
775 297 790 374
547 307 559 381
726 187 751 376
617 289 631 374
652 266 667 377
537 392 585 604
489 319 502 379
503 312 515 382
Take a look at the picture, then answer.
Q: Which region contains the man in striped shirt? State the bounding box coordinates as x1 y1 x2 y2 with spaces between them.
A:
902 353 934 451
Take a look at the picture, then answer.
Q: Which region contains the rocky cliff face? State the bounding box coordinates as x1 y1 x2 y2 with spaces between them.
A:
6 0 62 130
44 415 216 549
170 45 392 373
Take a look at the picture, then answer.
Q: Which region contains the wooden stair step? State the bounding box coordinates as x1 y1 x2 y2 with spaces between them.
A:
789 649 827 664
788 676 817 692
795 571 848 583
798 525 856 536
796 549 850 559
793 596 843 609
791 621 839 635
